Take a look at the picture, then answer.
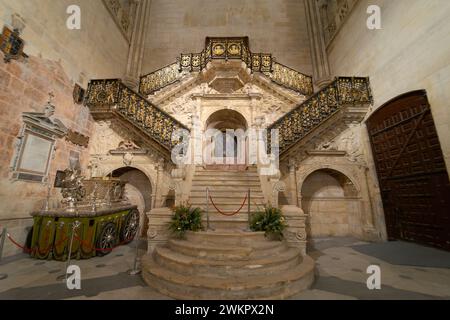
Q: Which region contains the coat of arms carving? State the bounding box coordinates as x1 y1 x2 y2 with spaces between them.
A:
0 26 26 63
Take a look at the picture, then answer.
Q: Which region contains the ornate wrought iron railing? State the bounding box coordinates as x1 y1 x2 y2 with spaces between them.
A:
268 77 373 155
85 79 189 151
139 37 313 96
139 62 181 97
269 62 314 96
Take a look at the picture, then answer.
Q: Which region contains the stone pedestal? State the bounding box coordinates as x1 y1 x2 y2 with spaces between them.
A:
282 205 308 256
146 207 173 254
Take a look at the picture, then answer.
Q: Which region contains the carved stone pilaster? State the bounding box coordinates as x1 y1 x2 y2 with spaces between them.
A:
270 179 286 208
288 158 298 206
153 158 166 208
170 158 186 206
282 205 308 256
146 207 173 254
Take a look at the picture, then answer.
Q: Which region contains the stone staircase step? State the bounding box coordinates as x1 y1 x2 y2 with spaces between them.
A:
184 230 266 245
195 169 258 176
191 186 263 192
190 193 265 199
167 239 253 260
205 220 250 230
142 254 315 300
192 181 262 186
154 246 302 277
195 174 260 181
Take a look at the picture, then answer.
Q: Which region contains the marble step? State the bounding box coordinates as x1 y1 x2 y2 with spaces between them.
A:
195 169 258 175
154 246 302 277
197 205 263 212
191 186 263 192
142 254 315 300
192 180 262 187
204 219 250 230
190 193 265 199
172 236 289 254
167 239 289 262
193 176 260 181
191 198 264 205
184 230 266 245
193 203 262 210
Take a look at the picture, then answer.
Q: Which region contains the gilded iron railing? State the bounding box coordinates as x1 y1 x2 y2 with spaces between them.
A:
85 79 189 151
268 77 373 155
139 37 313 96
269 62 314 96
139 62 181 96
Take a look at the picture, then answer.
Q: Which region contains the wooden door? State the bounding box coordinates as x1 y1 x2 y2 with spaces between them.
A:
367 90 450 250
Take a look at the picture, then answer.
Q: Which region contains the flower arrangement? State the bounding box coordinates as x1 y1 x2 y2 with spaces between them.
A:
250 205 286 240
168 204 204 238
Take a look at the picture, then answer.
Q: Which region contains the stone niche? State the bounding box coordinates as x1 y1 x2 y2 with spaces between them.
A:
296 150 381 241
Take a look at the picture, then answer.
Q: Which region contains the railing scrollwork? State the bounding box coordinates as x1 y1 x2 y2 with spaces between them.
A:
139 37 314 96
85 79 189 151
268 77 373 155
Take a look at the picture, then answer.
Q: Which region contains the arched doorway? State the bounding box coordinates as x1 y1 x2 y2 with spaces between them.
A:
110 167 153 237
204 109 248 169
367 90 450 250
301 169 360 238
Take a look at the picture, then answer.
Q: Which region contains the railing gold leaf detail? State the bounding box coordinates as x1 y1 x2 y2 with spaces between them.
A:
268 77 372 155
85 79 189 151
139 37 314 96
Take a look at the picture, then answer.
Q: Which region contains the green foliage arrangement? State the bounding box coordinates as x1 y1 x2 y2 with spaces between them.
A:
250 206 287 240
168 204 204 238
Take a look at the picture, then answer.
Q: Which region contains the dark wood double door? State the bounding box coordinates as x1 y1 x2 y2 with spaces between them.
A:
367 90 450 251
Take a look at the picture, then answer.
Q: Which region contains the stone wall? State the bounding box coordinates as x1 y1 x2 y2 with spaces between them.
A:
0 0 130 85
0 0 132 257
0 54 94 257
327 0 450 177
143 0 313 75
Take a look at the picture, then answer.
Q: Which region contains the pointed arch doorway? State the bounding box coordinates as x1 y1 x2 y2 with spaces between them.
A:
204 109 248 170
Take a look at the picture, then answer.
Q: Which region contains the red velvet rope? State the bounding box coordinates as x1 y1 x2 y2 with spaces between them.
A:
7 232 69 255
6 227 136 255
209 193 248 216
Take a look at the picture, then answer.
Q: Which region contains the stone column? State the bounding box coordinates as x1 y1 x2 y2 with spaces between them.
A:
288 159 298 206
123 0 152 89
304 0 332 89
154 158 165 208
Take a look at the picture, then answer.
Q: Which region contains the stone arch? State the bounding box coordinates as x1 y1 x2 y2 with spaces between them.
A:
105 164 155 192
106 166 154 237
297 165 362 196
299 167 362 238
204 109 249 166
205 109 249 131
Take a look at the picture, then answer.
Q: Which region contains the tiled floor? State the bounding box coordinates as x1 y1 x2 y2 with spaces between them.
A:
1 238 450 300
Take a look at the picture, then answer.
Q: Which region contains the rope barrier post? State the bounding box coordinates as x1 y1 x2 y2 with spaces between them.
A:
206 188 210 231
247 188 251 232
0 227 6 261
128 219 142 276
0 227 8 281
60 221 80 283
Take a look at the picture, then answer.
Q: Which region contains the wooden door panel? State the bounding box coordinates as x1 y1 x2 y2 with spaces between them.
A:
367 90 450 250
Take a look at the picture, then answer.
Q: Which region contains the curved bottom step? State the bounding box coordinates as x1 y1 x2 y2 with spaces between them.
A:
142 254 315 300
141 230 315 300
